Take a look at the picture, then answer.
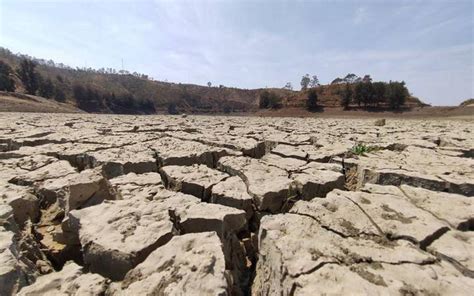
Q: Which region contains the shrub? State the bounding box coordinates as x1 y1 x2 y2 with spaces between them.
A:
259 91 282 109
306 88 318 110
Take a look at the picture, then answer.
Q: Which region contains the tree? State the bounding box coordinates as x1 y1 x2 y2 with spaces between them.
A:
39 77 55 98
259 91 270 108
0 61 15 92
341 83 352 109
363 81 374 106
306 88 318 110
259 91 281 109
73 84 86 103
17 59 40 94
354 82 363 106
207 81 212 87
353 81 374 107
343 73 359 83
73 84 104 112
362 74 372 83
283 82 293 90
309 75 319 88
54 87 66 102
300 74 310 90
387 81 408 109
372 82 386 106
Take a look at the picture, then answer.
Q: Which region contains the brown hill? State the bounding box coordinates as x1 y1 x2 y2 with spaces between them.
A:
1 47 427 114
0 47 294 114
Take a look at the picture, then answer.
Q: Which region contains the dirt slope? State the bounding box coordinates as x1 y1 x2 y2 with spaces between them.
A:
0 91 83 113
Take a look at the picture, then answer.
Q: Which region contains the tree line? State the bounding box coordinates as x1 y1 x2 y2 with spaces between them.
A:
340 80 409 109
73 84 155 114
0 59 67 102
261 75 409 111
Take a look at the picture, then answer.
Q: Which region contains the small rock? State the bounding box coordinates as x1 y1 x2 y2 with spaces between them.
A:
36 260 53 274
374 119 386 126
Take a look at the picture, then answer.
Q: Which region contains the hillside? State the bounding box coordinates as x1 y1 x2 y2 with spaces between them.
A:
0 91 83 113
0 47 293 114
0 47 430 114
460 98 474 107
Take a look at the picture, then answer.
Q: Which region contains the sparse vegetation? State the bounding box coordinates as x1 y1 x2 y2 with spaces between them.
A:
350 143 379 156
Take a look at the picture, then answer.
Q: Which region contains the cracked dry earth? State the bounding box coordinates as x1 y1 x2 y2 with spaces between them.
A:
0 112 473 296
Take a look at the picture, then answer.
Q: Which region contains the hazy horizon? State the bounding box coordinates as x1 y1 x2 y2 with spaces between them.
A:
1 0 473 106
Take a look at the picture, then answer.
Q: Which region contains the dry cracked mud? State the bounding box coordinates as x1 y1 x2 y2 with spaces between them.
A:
0 112 473 295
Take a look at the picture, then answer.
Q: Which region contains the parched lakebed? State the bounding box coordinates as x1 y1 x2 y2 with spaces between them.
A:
1 113 473 295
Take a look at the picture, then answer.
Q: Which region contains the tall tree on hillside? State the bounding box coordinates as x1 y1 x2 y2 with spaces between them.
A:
54 87 66 102
354 82 363 106
207 81 212 87
362 74 372 83
300 74 310 90
343 73 359 83
39 77 55 99
360 81 374 107
341 83 352 109
0 61 15 92
309 75 319 88
387 81 408 109
17 59 40 95
283 82 293 90
372 82 386 106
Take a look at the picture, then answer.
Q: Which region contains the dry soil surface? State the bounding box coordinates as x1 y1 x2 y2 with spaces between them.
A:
1 112 473 295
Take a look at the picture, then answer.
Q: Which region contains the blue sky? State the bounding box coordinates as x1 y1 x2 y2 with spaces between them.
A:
1 0 472 105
